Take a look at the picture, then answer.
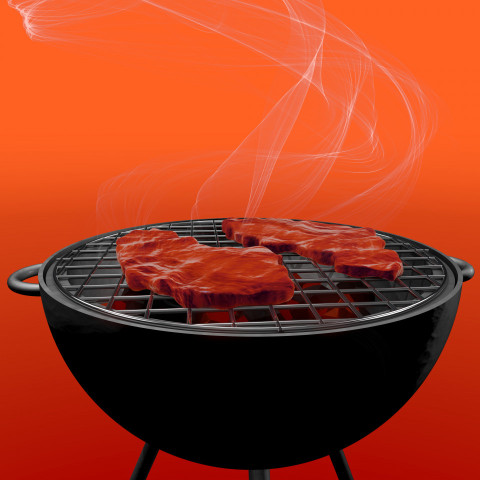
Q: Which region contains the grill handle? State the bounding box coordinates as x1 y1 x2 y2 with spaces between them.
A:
450 257 474 282
7 264 42 296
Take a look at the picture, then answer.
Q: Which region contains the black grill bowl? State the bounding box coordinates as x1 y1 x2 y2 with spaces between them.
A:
43 295 460 470
26 220 470 471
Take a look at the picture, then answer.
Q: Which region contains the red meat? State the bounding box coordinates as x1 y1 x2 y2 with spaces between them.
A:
334 249 404 281
116 229 295 309
222 218 403 280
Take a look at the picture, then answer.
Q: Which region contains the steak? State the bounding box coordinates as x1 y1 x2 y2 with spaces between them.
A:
116 229 295 309
222 218 403 280
334 249 404 281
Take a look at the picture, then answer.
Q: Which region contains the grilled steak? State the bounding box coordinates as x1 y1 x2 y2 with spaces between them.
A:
116 229 295 309
222 218 403 280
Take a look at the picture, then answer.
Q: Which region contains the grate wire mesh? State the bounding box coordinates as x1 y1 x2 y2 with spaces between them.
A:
53 219 447 332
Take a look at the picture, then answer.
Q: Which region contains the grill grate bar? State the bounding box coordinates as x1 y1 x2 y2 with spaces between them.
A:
105 274 125 310
61 264 122 270
82 294 150 302
213 219 221 247
144 292 154 320
398 274 444 281
268 306 283 332
59 256 118 262
228 309 236 326
57 274 124 280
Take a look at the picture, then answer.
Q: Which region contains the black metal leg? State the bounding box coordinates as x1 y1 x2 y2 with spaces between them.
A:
130 443 159 480
330 450 354 480
249 469 270 480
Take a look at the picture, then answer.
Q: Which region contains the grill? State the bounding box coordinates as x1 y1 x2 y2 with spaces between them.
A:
8 218 473 480
54 218 447 333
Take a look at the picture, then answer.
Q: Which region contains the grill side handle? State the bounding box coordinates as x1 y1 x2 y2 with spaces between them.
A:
7 264 42 296
449 257 474 282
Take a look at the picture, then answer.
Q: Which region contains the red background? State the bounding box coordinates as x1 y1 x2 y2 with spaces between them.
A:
1 1 479 479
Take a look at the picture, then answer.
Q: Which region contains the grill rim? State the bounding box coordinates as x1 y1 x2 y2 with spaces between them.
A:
38 219 461 337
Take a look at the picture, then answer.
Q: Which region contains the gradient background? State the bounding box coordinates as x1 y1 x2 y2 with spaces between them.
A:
1 1 479 479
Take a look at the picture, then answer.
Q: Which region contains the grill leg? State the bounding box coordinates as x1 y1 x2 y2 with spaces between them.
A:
330 450 354 480
130 443 159 480
249 469 270 480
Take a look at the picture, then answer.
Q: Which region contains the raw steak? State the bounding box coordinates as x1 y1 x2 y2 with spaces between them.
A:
222 218 403 280
334 249 404 281
116 229 295 309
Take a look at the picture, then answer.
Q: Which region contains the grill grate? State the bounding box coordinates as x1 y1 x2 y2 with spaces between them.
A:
53 219 447 332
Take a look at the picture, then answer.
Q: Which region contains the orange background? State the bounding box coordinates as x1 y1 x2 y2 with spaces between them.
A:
1 1 480 479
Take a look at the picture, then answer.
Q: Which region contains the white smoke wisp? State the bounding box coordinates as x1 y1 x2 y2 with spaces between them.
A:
95 154 229 231
9 0 437 227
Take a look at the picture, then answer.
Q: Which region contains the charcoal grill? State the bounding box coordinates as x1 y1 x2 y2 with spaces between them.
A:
8 218 474 480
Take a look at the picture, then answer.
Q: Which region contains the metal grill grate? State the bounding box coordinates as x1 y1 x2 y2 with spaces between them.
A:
53 219 447 333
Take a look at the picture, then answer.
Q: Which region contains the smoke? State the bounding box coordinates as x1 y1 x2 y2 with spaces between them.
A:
10 0 436 228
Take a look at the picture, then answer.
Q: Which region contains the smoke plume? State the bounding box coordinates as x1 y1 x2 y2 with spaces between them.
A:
10 0 436 229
